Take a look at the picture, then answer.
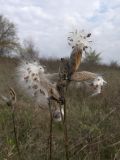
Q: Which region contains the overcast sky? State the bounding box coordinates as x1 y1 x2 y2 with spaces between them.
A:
0 0 120 63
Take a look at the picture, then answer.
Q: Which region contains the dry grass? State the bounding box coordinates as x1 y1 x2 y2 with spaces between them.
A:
0 57 120 160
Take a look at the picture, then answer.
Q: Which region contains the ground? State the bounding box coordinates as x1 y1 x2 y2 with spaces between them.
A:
0 57 120 160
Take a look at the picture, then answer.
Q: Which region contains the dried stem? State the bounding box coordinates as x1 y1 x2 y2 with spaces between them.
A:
2 88 21 159
59 100 69 160
9 88 21 159
63 99 69 160
11 107 21 159
58 59 70 160
48 99 53 160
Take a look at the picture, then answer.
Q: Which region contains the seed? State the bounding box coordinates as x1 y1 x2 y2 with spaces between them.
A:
33 85 38 89
40 89 45 95
24 76 29 80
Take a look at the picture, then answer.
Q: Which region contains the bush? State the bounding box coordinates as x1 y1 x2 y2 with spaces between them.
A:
84 50 101 65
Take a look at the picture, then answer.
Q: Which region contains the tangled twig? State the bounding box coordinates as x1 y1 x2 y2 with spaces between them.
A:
1 88 21 159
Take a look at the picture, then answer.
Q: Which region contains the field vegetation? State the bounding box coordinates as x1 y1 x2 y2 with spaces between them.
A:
0 57 120 160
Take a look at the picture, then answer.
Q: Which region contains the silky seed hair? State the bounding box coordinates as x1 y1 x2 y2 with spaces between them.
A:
67 29 92 49
16 61 51 107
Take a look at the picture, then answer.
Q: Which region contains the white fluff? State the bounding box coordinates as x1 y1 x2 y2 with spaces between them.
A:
17 61 59 108
67 29 92 49
76 76 107 97
91 76 107 96
52 107 64 122
92 76 107 86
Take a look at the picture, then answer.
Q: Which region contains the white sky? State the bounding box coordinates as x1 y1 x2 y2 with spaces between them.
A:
0 0 120 63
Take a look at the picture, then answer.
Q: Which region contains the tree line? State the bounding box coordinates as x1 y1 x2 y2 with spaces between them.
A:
0 14 102 65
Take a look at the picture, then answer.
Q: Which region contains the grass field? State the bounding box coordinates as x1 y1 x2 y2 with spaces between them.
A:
0 57 120 160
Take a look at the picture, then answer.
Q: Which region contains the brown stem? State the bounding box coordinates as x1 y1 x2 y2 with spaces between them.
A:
63 100 69 160
59 100 69 160
11 107 21 159
48 100 53 160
